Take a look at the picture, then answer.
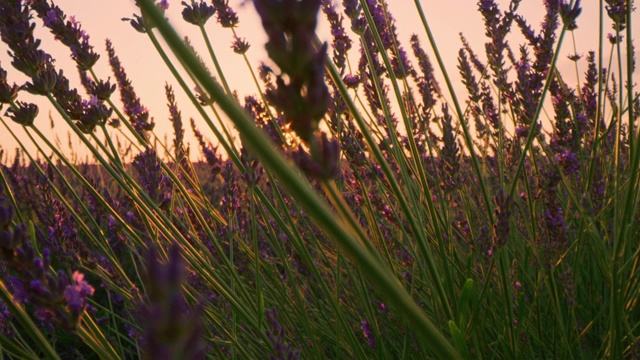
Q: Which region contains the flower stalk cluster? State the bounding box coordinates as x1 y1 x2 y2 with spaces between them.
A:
265 307 300 360
0 0 112 132
253 0 339 179
140 245 205 360
28 0 100 71
0 0 637 357
0 192 94 331
181 1 216 27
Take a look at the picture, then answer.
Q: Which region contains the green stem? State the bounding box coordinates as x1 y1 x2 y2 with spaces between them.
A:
199 24 233 96
323 37 454 321
0 281 60 360
413 0 494 225
137 1 461 358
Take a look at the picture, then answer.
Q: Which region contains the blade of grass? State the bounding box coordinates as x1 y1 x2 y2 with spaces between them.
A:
136 1 460 358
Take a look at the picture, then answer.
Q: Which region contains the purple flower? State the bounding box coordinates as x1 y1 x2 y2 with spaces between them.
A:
0 2 43 73
342 74 360 89
556 149 579 175
255 0 330 142
77 95 113 132
106 39 154 140
515 125 528 138
4 101 39 126
140 245 205 360
322 0 352 71
0 299 12 336
181 0 216 26
492 189 512 247
360 320 376 347
581 52 599 126
23 63 58 95
29 0 100 70
64 271 95 314
0 197 94 330
212 0 239 28
43 194 93 268
191 118 222 178
265 307 300 359
291 133 340 180
82 75 117 101
605 0 628 29
537 168 569 268
439 104 460 192
607 32 623 44
478 0 513 93
0 64 19 103
559 0 581 29
342 0 366 35
166 84 189 171
231 36 250 54
194 85 214 106
132 148 172 209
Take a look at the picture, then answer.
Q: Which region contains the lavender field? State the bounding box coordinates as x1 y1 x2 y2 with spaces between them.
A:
0 0 639 358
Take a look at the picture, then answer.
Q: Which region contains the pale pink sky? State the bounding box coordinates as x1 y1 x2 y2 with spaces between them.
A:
1 1 638 162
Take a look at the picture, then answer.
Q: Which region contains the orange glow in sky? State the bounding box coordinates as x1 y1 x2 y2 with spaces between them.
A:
0 1 638 162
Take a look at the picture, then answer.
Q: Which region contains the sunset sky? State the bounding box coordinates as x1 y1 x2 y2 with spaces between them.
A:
1 0 638 161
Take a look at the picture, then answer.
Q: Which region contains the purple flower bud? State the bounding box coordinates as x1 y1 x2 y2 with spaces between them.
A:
29 1 100 70
5 101 39 126
0 201 14 229
492 189 512 247
265 307 299 359
107 40 154 141
342 74 360 89
559 0 581 28
255 0 333 146
212 0 239 28
556 149 579 175
85 78 117 101
292 133 340 180
64 271 95 314
360 320 376 347
122 14 147 33
181 0 216 26
605 0 628 28
322 0 352 71
515 125 528 138
8 276 28 303
231 36 250 54
30 279 53 299
607 33 622 44
0 65 20 103
140 245 205 360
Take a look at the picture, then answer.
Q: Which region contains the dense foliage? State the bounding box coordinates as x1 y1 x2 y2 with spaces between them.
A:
0 0 639 358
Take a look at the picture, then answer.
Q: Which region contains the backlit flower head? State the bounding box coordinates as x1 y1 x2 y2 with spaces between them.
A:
212 0 239 28
181 0 216 26
0 63 20 104
29 0 100 70
231 35 250 54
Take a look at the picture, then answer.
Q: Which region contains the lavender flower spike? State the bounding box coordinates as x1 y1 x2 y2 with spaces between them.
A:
0 193 95 330
64 271 95 320
212 0 239 28
181 1 216 26
140 244 205 360
252 0 326 92
28 0 100 70
254 0 340 180
265 307 300 359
